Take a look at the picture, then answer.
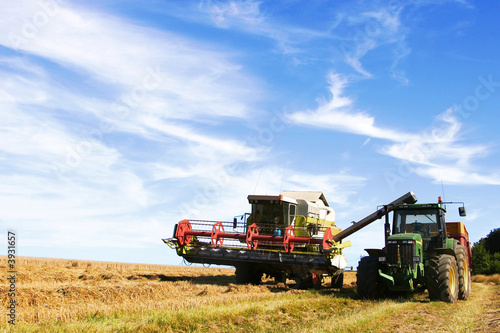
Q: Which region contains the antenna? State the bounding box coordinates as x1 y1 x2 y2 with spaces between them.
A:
440 178 446 202
280 164 287 193
266 165 269 195
253 166 263 195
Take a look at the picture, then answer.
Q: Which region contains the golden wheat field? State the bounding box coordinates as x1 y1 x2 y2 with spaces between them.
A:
1 256 499 332
0 256 356 324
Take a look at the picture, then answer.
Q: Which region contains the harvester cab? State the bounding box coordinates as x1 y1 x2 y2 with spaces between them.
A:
245 192 338 246
358 197 472 303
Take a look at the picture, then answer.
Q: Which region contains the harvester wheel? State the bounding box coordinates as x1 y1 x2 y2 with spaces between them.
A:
312 273 323 290
357 256 384 299
331 272 344 288
426 254 459 303
292 274 314 289
273 272 287 284
456 245 471 300
235 264 262 285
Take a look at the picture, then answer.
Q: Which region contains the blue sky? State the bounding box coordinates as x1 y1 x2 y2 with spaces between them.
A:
1 0 499 267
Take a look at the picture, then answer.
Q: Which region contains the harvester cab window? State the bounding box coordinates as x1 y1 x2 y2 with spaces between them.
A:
283 203 296 227
251 203 284 234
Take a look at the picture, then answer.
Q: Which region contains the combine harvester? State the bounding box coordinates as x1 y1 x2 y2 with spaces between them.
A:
164 191 418 288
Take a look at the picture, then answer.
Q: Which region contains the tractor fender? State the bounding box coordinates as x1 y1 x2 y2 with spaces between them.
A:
365 248 385 257
445 238 459 253
432 248 456 257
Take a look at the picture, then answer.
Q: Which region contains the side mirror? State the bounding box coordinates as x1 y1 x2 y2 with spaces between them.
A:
458 207 466 217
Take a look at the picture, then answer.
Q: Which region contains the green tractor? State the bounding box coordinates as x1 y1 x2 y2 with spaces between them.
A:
357 197 472 302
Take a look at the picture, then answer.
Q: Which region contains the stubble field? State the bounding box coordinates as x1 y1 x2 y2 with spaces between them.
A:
1 256 499 332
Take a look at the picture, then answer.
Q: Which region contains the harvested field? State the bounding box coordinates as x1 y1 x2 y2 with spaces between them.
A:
472 274 500 285
1 256 498 332
0 256 355 324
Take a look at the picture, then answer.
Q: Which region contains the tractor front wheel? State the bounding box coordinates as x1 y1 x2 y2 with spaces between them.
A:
357 256 385 299
426 254 459 303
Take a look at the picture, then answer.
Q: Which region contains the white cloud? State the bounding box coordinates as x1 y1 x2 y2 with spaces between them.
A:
197 0 340 59
202 0 263 28
0 1 259 122
289 73 499 186
0 0 269 252
338 2 409 78
381 108 500 185
288 72 415 142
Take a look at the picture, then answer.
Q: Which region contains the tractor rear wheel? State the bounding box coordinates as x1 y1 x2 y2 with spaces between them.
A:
357 256 384 299
456 245 471 300
235 264 262 285
426 254 459 303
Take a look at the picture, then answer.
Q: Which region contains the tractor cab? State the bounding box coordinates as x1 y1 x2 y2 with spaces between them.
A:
392 204 446 252
390 196 466 254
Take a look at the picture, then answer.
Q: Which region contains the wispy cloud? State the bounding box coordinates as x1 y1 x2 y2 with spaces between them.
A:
382 108 499 185
0 0 268 249
0 0 369 252
201 0 263 28
338 2 409 79
197 0 414 82
197 0 341 58
288 73 416 142
1 2 260 120
289 73 499 185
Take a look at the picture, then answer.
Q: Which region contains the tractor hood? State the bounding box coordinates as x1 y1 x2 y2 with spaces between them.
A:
387 233 423 244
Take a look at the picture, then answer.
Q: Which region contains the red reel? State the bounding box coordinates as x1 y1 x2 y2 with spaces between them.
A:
176 219 192 246
211 222 225 247
283 226 295 253
246 223 259 250
322 227 333 250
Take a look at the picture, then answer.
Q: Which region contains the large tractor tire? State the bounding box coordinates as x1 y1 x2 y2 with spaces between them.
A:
235 264 262 285
456 245 471 300
426 254 459 303
357 256 385 299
